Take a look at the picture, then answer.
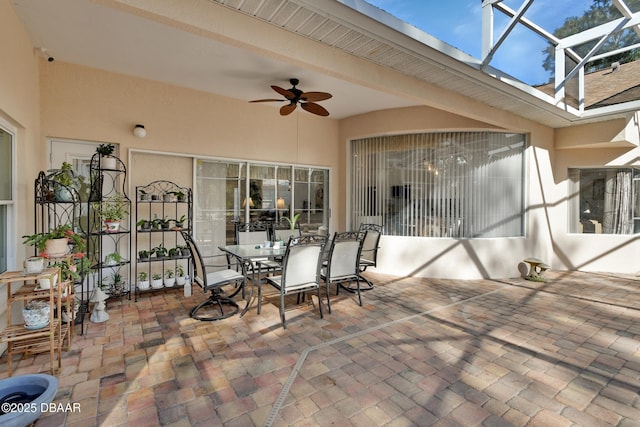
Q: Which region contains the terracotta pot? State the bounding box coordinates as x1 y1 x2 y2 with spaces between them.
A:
44 238 68 257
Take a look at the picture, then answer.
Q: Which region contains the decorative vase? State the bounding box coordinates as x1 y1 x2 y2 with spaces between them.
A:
164 277 175 288
138 280 150 290
151 279 163 289
176 276 186 286
44 238 68 257
22 302 50 329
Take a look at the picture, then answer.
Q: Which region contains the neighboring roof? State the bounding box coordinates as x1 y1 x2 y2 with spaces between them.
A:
536 60 640 109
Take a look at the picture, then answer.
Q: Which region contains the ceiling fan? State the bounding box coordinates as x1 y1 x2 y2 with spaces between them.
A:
250 78 332 116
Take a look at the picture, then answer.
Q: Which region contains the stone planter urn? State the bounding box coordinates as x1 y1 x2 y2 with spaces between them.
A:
0 374 59 427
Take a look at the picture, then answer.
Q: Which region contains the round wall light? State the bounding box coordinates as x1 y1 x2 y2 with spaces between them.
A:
133 124 146 138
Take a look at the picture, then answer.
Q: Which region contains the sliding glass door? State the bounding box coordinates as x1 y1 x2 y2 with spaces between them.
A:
195 159 330 255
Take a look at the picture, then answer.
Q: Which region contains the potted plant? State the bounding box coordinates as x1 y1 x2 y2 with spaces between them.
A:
168 247 179 258
159 217 171 230
164 269 175 287
138 271 150 290
177 245 190 257
283 213 301 237
163 192 174 202
136 219 152 231
138 189 150 201
96 193 129 232
151 273 163 289
172 215 186 229
22 224 86 258
104 252 123 266
153 244 167 259
167 190 186 202
175 265 186 286
109 273 126 295
47 162 87 202
138 249 153 261
97 143 116 169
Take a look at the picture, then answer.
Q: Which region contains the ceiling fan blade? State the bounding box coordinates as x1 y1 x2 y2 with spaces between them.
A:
280 103 297 115
271 85 295 99
301 102 329 116
249 99 285 103
301 91 332 102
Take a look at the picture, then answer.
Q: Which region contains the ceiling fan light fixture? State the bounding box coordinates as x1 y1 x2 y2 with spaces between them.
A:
250 78 332 116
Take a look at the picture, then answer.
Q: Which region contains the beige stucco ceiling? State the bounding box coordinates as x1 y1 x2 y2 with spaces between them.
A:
11 0 637 127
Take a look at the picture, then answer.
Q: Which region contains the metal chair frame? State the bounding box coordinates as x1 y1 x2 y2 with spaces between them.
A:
181 231 246 321
321 231 366 312
257 235 327 328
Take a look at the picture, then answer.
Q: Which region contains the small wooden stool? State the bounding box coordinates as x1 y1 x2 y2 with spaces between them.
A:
523 257 550 282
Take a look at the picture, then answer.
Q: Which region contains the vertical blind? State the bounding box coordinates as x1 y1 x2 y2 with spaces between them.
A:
351 132 526 238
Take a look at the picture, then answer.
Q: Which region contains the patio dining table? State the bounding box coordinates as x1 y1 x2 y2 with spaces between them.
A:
218 244 286 316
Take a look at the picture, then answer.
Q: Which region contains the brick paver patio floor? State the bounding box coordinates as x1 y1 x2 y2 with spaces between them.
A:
2 270 639 426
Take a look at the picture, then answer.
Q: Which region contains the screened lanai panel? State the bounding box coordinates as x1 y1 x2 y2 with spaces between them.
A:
351 132 526 238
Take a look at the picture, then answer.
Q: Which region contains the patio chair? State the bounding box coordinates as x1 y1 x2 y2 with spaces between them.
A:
235 221 270 245
271 219 302 243
256 235 327 328
181 231 246 321
234 221 280 272
356 223 382 290
321 231 366 313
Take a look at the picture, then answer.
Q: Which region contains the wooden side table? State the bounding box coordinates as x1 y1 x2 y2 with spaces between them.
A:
0 267 72 376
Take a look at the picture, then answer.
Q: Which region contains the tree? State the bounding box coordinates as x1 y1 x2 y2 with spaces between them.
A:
542 0 640 79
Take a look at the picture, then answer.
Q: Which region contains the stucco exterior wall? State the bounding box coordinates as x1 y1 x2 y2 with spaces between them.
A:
339 107 640 279
0 0 42 353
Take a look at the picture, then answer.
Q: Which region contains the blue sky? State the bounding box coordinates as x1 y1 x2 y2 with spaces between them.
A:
363 0 594 85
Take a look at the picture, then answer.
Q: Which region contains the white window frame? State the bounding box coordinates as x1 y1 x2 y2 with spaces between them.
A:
0 116 17 272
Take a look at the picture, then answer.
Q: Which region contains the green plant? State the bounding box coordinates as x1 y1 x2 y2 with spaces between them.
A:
136 219 151 229
176 265 185 277
96 193 129 221
168 190 186 200
152 273 162 280
104 252 123 265
165 269 174 278
138 249 153 259
96 143 115 156
22 224 86 254
50 261 81 282
284 213 301 232
153 244 167 258
138 271 148 281
47 162 87 198
173 215 186 225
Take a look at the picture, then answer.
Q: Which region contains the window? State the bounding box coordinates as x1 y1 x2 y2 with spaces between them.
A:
350 132 526 238
568 168 640 234
0 124 14 272
195 159 329 255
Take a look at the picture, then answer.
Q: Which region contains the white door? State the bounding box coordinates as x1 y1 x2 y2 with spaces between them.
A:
49 139 105 181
